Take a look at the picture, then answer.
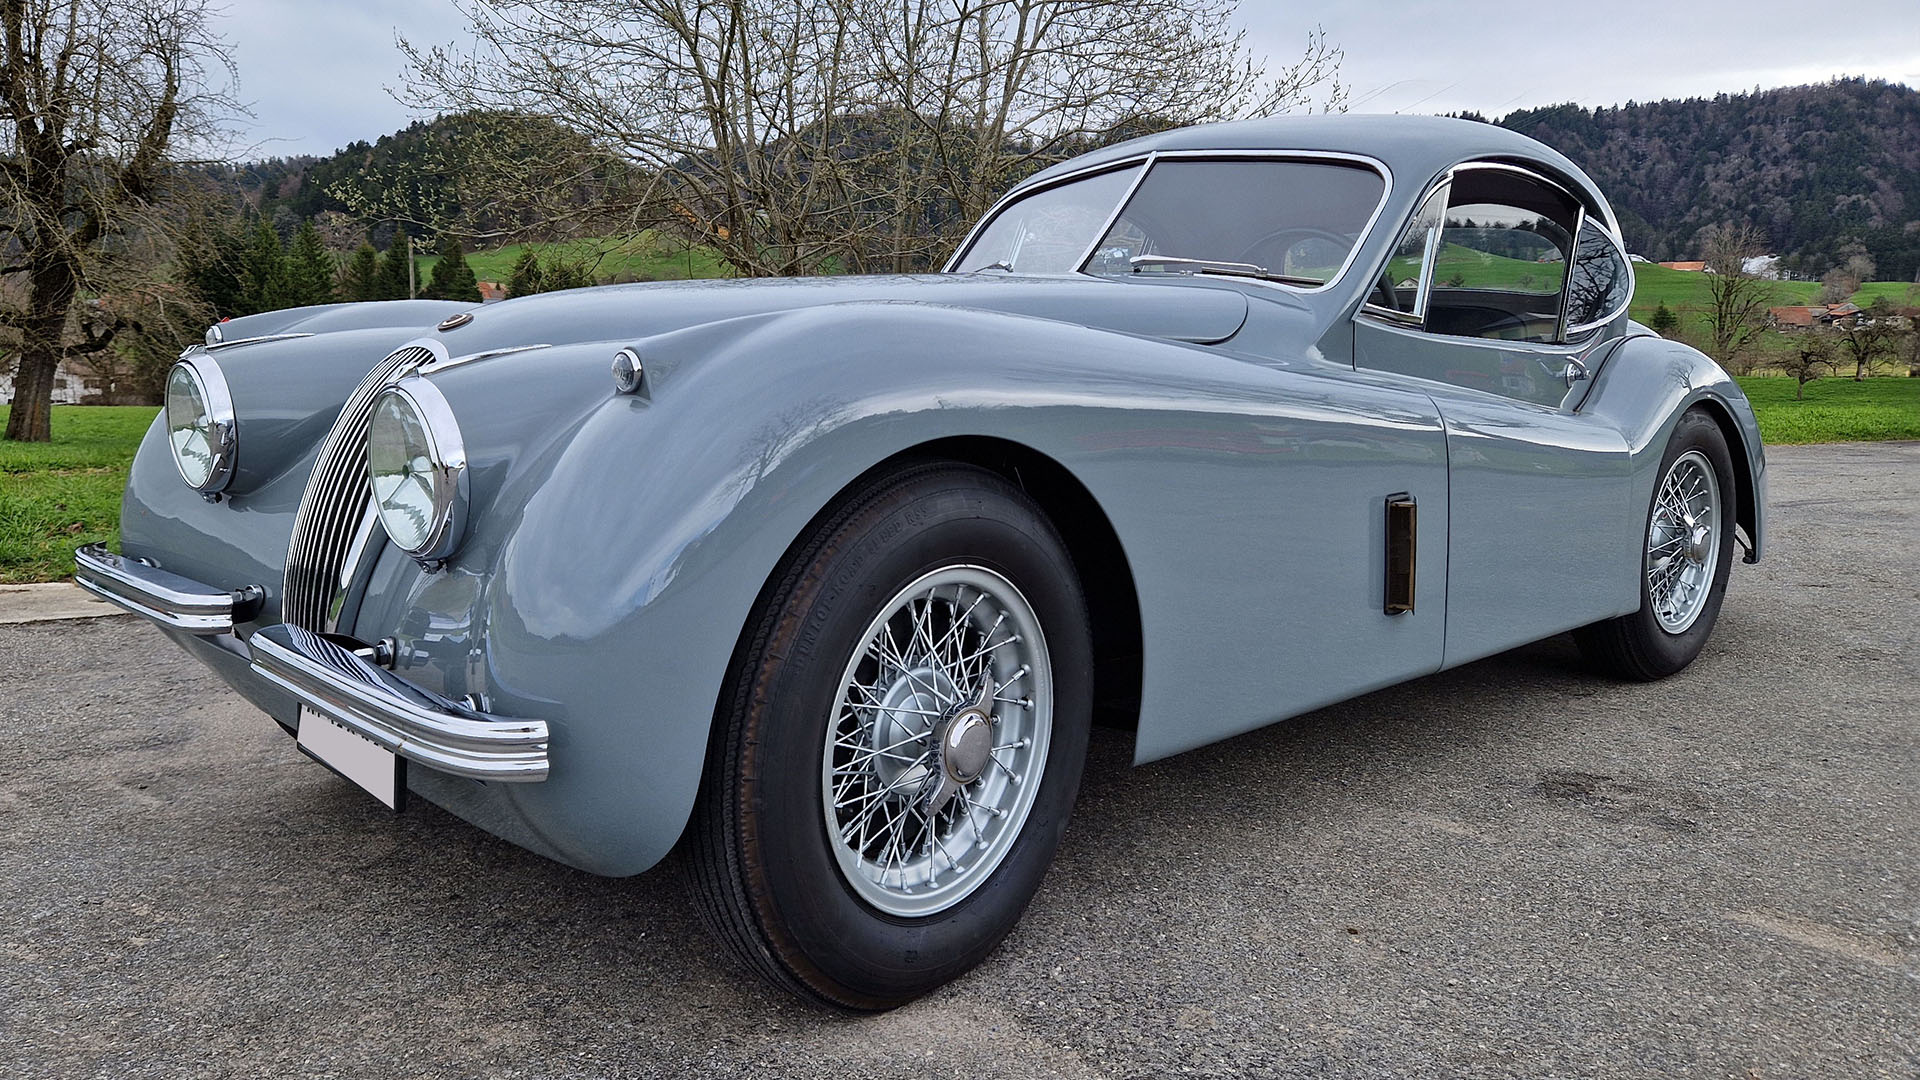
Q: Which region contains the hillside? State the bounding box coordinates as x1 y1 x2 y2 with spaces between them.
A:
1491 79 1920 280
200 81 1920 289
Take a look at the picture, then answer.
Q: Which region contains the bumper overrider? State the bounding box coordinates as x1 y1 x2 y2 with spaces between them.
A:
74 543 549 782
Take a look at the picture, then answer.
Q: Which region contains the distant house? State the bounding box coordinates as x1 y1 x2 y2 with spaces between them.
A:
0 354 148 405
1825 302 1864 329
1768 306 1815 330
478 281 508 303
1767 303 1872 331
1659 261 1708 272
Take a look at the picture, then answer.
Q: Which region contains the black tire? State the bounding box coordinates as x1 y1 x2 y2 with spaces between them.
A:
685 462 1092 1010
1575 409 1739 680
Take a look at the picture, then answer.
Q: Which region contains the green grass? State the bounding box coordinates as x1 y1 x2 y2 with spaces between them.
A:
419 232 733 285
0 405 156 583
1627 264 1917 329
0 376 1912 583
1733 375 1920 445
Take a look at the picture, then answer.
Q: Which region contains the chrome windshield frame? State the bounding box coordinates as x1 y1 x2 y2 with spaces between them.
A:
946 148 1394 297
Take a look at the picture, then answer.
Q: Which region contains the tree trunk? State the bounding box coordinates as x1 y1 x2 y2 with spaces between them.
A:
6 258 84 442
5 345 58 441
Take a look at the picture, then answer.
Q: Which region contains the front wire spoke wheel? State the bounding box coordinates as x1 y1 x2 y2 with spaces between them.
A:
1645 449 1721 634
821 565 1050 918
687 462 1091 1009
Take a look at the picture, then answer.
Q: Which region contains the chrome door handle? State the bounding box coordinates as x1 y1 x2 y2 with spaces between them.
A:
1562 358 1590 387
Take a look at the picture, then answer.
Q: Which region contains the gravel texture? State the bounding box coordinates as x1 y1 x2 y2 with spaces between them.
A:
3 441 1915 1079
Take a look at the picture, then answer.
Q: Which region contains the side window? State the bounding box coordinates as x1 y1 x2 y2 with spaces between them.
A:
1424 169 1579 343
1365 184 1447 320
1564 220 1633 331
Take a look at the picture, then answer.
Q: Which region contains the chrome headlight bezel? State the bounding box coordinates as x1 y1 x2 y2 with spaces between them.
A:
366 376 468 564
611 347 644 395
165 352 237 494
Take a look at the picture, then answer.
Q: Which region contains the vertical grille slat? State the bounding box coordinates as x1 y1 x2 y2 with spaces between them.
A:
282 345 433 630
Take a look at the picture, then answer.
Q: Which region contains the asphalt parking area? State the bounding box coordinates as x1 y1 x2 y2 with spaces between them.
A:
3 442 1915 1079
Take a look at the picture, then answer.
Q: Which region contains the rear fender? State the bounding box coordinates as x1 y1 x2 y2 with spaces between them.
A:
1580 333 1766 561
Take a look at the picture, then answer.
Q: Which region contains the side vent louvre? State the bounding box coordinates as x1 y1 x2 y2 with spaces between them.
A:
1384 494 1417 615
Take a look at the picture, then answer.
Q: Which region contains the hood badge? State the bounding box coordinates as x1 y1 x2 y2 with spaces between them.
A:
437 311 475 332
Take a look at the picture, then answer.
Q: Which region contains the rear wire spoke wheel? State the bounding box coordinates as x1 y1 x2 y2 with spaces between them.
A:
1645 450 1720 634
1575 408 1739 680
686 463 1091 1010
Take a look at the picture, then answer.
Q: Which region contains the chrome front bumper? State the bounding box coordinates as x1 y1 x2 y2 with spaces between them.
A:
249 625 550 782
73 544 550 783
75 543 263 634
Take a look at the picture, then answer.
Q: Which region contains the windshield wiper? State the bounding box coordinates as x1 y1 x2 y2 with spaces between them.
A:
1128 254 1322 287
971 260 1016 274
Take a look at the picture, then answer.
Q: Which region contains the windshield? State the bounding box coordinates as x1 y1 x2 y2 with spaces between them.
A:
952 165 1141 273
1084 159 1385 287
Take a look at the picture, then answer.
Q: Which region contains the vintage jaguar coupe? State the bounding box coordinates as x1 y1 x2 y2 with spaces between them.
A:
78 115 1764 1009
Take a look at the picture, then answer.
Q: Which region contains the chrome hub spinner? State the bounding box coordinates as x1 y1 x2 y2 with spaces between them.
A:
922 678 997 817
943 711 993 784
821 565 1053 917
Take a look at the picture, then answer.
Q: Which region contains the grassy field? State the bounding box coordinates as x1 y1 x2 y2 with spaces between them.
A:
418 232 733 284
1733 375 1920 444
0 405 155 583
1627 263 1915 328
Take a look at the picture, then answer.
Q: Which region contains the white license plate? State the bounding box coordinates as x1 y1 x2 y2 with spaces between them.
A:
297 705 404 810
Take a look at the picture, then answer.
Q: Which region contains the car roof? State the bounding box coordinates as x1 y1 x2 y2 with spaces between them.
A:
1015 113 1618 235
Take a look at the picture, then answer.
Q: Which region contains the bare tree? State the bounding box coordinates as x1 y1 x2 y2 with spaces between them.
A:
1818 265 1860 304
399 0 1343 277
1697 222 1776 373
1817 243 1876 303
1833 297 1900 380
0 0 237 441
1779 334 1833 399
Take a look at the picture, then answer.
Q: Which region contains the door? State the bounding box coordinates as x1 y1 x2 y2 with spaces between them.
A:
1354 163 1638 667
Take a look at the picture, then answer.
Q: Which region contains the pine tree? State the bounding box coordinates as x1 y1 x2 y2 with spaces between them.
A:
1650 301 1680 335
505 249 544 298
542 257 595 292
286 220 337 306
377 239 414 300
178 217 249 318
240 219 292 315
421 233 481 303
340 241 382 302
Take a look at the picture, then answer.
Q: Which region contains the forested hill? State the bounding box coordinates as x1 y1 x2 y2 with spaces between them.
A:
1488 79 1920 280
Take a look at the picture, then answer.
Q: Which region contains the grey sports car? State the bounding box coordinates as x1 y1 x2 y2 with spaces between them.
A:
78 114 1765 1009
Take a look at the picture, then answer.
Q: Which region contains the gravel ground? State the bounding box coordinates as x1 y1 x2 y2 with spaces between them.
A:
3 442 1915 1079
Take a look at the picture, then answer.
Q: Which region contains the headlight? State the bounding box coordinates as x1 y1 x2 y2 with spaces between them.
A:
367 377 467 563
165 354 236 494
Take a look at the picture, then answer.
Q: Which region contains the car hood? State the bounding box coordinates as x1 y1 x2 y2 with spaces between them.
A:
430 273 1253 355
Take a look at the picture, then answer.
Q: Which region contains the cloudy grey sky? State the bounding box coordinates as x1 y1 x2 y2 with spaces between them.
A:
226 0 1920 158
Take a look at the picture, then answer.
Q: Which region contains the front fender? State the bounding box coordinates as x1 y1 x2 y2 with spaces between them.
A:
348 300 1448 876
349 305 1180 874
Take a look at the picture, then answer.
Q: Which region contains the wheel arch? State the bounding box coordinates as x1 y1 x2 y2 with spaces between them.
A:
703 435 1146 799
1687 393 1762 562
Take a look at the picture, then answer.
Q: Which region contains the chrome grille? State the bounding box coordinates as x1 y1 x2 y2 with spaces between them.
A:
282 344 433 630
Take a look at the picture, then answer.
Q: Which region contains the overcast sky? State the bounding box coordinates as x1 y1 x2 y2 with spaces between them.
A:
225 0 1920 159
